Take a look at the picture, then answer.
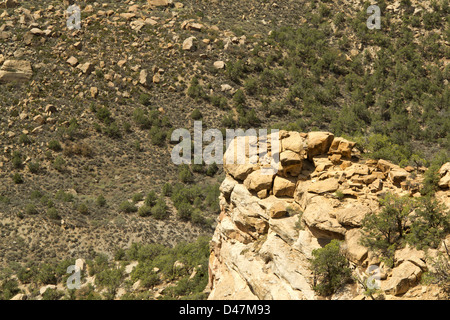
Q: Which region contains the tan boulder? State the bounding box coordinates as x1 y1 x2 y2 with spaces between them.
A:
33 114 46 125
273 175 297 197
0 60 32 83
223 135 260 180
313 155 334 173
394 245 426 270
377 159 395 173
381 261 422 295
77 62 94 75
280 150 302 168
182 36 197 51
148 0 173 6
335 201 372 227
389 168 408 185
281 131 305 153
66 56 78 67
329 137 356 159
302 196 346 238
307 178 339 194
269 201 287 219
220 176 238 200
213 61 225 69
344 229 368 263
439 173 450 189
438 162 450 188
139 69 150 86
243 170 274 193
306 132 334 159
439 162 450 176
329 153 342 164
3 0 17 9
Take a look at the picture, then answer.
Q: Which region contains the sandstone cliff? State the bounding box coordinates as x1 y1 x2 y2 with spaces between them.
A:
208 131 449 300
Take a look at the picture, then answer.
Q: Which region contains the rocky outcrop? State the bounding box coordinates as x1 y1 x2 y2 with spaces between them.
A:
0 60 32 83
208 131 449 300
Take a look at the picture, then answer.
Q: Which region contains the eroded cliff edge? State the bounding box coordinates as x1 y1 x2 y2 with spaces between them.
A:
207 131 450 300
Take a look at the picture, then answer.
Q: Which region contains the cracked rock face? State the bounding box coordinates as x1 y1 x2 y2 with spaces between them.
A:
208 131 449 300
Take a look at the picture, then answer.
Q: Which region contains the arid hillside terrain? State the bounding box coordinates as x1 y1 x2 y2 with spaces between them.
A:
0 0 448 300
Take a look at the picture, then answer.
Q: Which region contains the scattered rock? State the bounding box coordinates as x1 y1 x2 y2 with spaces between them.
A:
182 36 197 51
66 56 78 67
148 0 173 6
90 87 98 98
213 61 225 69
77 62 94 75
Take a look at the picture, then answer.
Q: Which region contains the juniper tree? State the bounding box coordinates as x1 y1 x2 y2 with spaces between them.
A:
360 193 413 266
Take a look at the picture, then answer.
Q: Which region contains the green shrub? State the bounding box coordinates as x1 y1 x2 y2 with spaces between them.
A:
177 202 193 221
132 193 144 203
360 193 413 266
11 151 23 169
178 164 193 183
421 151 449 196
37 264 57 285
206 163 218 176
144 191 158 207
233 89 246 106
149 126 166 146
311 240 352 296
27 161 40 174
187 76 207 100
137 205 152 217
244 77 258 95
210 95 228 109
123 121 132 133
140 273 160 289
0 278 20 300
47 208 60 220
19 133 32 145
133 108 152 129
12 173 24 184
77 202 89 215
55 190 74 202
96 106 113 124
48 140 62 152
53 156 66 172
191 209 206 225
25 204 38 215
407 196 450 250
151 198 168 220
119 201 137 213
191 108 203 120
162 183 173 196
96 195 107 207
334 190 345 200
139 93 151 106
42 288 64 300
95 267 123 299
226 60 247 83
104 122 122 139
421 253 450 295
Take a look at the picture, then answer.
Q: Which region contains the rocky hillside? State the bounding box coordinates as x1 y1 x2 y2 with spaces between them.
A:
208 131 450 299
0 0 448 300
